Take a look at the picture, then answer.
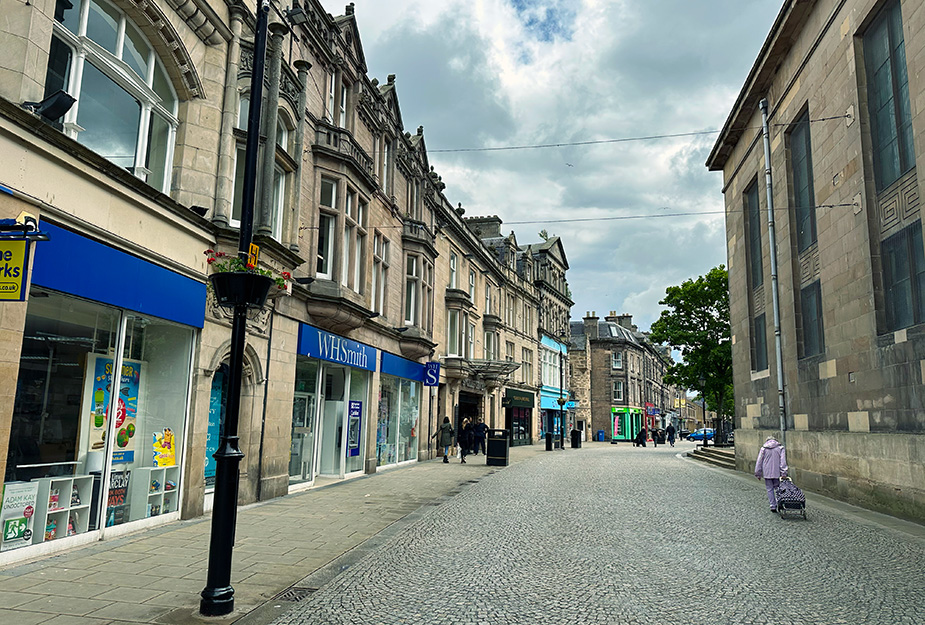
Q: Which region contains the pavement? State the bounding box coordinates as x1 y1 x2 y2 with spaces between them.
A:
2 440 924 625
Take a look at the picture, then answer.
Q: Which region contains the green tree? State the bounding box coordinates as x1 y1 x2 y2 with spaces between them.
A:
649 265 733 432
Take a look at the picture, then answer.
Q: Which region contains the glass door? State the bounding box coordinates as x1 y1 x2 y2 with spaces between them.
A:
318 366 346 476
289 393 316 483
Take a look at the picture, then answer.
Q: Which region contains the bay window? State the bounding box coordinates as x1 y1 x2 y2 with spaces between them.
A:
45 0 178 193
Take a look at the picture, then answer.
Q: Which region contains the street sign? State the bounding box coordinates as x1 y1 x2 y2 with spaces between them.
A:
0 239 29 301
424 362 440 386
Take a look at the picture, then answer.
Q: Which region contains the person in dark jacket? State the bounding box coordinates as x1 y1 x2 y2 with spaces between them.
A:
434 417 454 463
458 418 473 463
472 418 488 455
634 426 647 447
666 423 676 447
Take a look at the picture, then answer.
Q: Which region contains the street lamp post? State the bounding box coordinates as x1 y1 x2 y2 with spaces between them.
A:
200 0 269 617
558 344 565 450
698 373 707 449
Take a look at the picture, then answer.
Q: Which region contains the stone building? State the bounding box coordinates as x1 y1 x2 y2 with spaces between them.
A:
569 312 679 442
0 0 570 564
707 0 924 521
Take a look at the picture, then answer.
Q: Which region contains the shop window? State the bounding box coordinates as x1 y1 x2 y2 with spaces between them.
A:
5 288 193 546
864 0 914 193
45 0 178 193
377 376 420 466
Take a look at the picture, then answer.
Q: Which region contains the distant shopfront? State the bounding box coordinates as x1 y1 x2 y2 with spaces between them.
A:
611 406 644 442
503 389 534 446
377 353 423 467
290 324 376 486
1 222 204 560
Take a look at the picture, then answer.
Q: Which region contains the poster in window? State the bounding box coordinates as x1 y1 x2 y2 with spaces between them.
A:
0 481 39 552
347 400 362 457
105 471 131 527
86 355 143 464
205 370 225 487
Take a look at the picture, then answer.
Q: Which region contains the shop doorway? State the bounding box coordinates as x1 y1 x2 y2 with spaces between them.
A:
289 392 316 482
318 366 346 476
457 391 482 432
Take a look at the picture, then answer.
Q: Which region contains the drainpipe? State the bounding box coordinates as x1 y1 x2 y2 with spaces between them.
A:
759 98 787 449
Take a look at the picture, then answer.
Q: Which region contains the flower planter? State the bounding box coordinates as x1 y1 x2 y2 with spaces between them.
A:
209 272 274 308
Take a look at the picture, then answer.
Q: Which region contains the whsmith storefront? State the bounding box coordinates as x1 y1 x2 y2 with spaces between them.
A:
290 323 430 487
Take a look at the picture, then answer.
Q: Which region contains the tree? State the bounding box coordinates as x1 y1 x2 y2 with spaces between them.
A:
649 266 733 440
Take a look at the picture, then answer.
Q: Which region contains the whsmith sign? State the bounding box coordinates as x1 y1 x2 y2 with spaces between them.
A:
298 324 376 371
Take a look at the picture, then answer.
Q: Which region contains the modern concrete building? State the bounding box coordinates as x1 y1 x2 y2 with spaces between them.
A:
0 0 571 564
707 0 924 522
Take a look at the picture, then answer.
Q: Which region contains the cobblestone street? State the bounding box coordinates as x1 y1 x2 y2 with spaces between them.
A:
273 444 925 625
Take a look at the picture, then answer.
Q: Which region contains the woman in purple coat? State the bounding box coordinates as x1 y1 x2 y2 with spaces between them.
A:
754 436 788 511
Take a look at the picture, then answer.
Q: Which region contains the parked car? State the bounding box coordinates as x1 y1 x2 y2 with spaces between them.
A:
687 428 714 441
679 429 691 440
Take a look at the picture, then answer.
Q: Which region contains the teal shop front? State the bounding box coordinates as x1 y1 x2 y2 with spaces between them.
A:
290 324 377 485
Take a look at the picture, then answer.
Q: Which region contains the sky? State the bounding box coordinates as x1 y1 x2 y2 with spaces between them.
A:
325 0 783 332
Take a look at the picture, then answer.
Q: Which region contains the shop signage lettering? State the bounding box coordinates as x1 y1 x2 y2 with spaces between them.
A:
298 324 376 371
503 389 534 408
0 240 28 301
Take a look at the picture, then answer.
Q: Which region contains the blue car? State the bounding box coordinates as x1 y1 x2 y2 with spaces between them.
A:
687 428 714 441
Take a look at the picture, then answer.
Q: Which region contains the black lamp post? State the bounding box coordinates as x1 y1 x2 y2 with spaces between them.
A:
698 373 707 449
200 0 270 617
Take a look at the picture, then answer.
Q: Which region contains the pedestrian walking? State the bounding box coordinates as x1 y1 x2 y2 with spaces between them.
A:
472 418 488 455
666 423 676 447
754 436 788 511
434 417 454 463
458 418 473 464
652 428 659 448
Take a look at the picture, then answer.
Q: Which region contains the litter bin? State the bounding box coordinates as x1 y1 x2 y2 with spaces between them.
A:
570 429 581 449
486 429 510 466
597 430 605 442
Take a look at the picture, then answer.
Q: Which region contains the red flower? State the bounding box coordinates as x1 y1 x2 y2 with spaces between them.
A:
204 249 214 256
246 262 255 269
207 257 215 264
281 271 291 279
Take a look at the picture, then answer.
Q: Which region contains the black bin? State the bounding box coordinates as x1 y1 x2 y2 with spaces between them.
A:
570 429 581 448
486 429 510 466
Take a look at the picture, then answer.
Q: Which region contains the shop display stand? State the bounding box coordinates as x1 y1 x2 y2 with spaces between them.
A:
129 466 180 521
31 475 94 544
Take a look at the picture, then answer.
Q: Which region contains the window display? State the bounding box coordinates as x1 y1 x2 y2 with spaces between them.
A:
377 376 419 466
2 288 193 547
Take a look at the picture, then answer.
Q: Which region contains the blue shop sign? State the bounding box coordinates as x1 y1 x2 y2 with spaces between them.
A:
424 362 440 387
381 352 425 381
298 324 377 371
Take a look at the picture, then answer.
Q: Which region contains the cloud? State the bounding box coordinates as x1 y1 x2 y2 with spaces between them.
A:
343 0 780 332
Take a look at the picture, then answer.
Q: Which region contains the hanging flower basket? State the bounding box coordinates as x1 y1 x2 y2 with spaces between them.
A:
209 272 274 308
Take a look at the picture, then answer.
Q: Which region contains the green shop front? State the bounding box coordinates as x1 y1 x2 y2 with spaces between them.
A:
503 389 535 446
611 407 644 442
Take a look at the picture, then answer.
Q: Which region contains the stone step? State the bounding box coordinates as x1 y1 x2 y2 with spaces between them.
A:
687 447 736 470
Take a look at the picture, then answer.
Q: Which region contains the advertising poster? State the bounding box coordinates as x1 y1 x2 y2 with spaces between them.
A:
347 400 362 457
152 428 176 467
106 471 131 527
0 482 39 552
87 356 142 464
205 371 225 487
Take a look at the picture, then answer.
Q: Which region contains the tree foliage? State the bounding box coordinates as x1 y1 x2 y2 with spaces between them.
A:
649 265 732 418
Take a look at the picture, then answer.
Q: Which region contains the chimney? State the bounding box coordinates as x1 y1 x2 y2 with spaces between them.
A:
604 310 619 323
584 311 599 340
617 313 633 329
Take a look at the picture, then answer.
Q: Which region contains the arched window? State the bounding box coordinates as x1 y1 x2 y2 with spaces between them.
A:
44 0 179 193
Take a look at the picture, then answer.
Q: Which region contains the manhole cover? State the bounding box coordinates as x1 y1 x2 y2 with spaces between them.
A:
272 587 318 602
